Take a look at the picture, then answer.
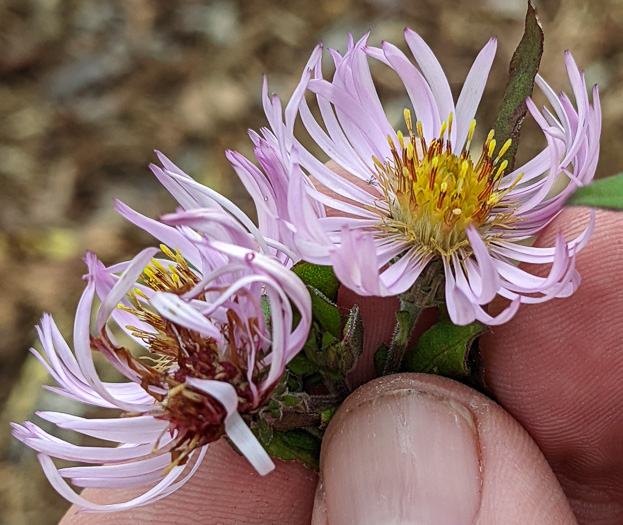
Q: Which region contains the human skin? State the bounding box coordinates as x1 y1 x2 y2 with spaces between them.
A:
59 209 623 524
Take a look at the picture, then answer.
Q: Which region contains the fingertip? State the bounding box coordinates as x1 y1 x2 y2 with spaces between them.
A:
60 440 318 525
313 374 576 524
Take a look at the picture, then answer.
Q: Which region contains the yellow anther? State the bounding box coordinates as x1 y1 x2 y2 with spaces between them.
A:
134 288 149 300
440 182 448 193
506 173 524 191
447 112 454 136
397 130 405 149
459 160 469 178
416 121 424 140
372 156 384 168
404 109 413 133
160 244 176 260
406 142 415 161
467 120 476 141
439 120 448 140
494 159 508 179
455 177 464 196
387 134 395 150
486 129 495 143
152 259 166 272
487 193 501 206
431 156 439 169
402 167 411 178
495 138 512 162
488 138 497 158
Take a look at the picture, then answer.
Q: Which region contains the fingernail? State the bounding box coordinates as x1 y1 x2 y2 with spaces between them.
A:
313 387 482 525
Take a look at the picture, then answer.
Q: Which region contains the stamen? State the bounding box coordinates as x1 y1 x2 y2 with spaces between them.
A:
464 120 476 153
397 130 405 149
493 160 508 180
404 109 413 135
494 138 512 165
487 138 496 158
429 156 439 190
437 181 448 209
439 120 448 141
416 121 424 141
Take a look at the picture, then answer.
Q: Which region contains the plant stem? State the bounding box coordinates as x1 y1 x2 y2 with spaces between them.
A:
381 261 444 375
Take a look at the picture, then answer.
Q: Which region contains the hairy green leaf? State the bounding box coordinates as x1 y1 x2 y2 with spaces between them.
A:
309 288 342 337
258 428 321 470
287 353 320 376
373 344 389 377
292 262 340 301
402 320 488 379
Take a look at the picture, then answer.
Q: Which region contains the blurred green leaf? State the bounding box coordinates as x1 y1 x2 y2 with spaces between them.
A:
373 344 389 377
493 1 543 171
309 288 342 337
320 406 338 427
258 427 321 470
567 174 623 210
287 353 320 376
402 320 488 379
292 262 340 301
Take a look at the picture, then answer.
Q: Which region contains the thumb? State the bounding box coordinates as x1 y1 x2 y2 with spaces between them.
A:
312 374 577 525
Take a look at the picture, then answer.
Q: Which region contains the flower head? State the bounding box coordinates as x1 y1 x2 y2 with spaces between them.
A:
12 157 311 511
235 30 601 325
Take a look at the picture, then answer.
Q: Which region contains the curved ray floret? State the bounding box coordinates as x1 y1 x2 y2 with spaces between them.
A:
12 202 311 511
231 29 601 325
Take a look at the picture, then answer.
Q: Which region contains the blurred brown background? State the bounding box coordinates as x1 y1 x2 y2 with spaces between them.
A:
0 0 621 523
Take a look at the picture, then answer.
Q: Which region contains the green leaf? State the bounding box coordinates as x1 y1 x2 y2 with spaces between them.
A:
292 262 340 301
309 288 342 337
320 406 338 427
493 1 544 171
402 320 488 379
373 344 389 377
287 353 320 376
566 174 623 210
257 427 321 470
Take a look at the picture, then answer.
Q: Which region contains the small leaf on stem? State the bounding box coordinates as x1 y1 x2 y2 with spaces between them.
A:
493 0 544 171
402 320 488 379
567 173 623 211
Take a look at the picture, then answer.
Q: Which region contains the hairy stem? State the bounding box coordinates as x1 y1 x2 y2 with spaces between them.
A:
381 261 444 375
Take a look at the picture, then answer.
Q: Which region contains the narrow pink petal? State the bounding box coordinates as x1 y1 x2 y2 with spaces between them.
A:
404 28 455 141
185 378 275 475
149 292 222 341
465 225 500 303
455 37 497 150
95 247 159 333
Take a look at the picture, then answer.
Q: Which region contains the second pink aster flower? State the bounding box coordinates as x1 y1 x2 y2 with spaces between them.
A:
12 157 311 511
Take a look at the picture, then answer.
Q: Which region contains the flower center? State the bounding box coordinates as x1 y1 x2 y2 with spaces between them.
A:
91 245 259 470
373 110 522 256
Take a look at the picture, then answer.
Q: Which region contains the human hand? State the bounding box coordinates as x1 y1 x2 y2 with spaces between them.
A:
59 208 623 525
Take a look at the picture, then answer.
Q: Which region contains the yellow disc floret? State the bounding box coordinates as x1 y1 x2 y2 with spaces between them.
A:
373 110 521 256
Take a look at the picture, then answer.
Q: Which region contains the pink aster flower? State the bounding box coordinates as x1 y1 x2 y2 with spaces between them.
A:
12 161 311 511
233 31 600 325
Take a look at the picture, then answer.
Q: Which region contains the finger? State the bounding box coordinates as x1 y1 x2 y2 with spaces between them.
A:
60 440 317 525
312 373 577 525
481 208 623 525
